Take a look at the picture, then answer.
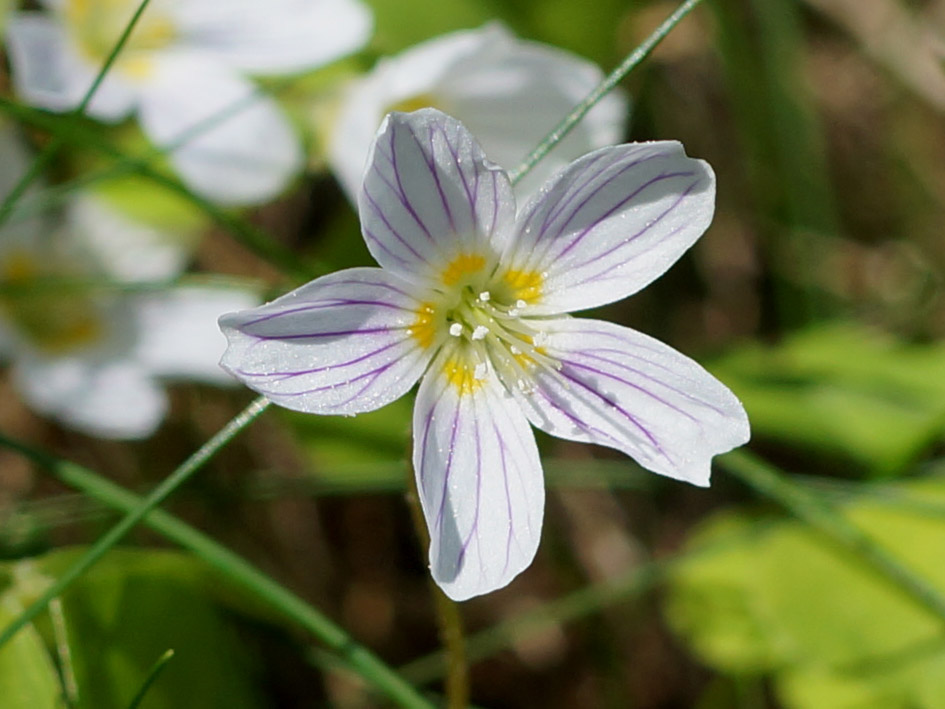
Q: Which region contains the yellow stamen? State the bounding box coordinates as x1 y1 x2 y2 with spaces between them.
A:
443 356 483 395
441 253 486 286
502 268 543 303
410 303 438 349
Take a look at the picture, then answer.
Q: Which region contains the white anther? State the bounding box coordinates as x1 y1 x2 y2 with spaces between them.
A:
509 345 522 355
474 362 488 380
507 308 520 318
478 291 491 302
449 323 463 337
515 299 527 309
533 331 548 347
471 325 489 340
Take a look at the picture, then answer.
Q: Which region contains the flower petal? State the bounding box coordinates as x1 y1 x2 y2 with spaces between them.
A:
506 142 715 315
219 267 434 415
13 354 167 439
328 23 627 203
68 194 197 282
516 318 749 486
134 285 261 384
413 351 544 600
5 13 137 120
138 51 303 205
170 0 372 75
358 109 516 283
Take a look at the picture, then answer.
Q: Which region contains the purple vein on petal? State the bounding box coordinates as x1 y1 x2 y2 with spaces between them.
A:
573 349 728 415
387 122 436 242
561 359 701 423
236 339 405 381
420 122 456 234
493 417 516 574
242 299 413 328
248 326 400 342
552 170 698 265
570 179 699 275
435 389 462 536
276 357 401 400
554 367 673 465
362 183 429 263
457 398 483 571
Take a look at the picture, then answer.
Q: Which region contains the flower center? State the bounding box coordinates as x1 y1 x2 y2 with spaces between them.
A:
66 0 177 77
0 250 105 354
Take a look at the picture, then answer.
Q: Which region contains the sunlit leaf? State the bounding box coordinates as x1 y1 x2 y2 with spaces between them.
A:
0 590 62 709
12 549 269 709
711 324 945 476
665 474 945 708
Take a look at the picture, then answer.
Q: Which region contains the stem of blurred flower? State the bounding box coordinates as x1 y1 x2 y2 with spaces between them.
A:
405 464 469 708
721 449 945 623
0 422 436 709
0 397 269 648
0 97 315 282
0 0 153 233
508 0 704 185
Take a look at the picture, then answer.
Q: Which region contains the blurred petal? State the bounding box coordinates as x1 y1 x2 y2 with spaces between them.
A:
358 109 515 283
506 142 715 315
413 352 544 600
516 318 749 487
68 194 196 282
436 24 627 198
134 285 260 384
13 355 167 439
328 23 627 201
5 13 137 120
219 267 433 415
171 0 372 75
138 51 303 205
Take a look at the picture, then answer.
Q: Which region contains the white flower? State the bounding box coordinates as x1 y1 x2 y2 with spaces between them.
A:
6 0 373 205
220 109 749 600
328 23 627 202
0 176 259 438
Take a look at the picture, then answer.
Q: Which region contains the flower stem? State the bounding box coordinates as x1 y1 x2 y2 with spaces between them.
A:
0 0 153 232
405 464 469 708
0 396 269 651
509 0 705 186
0 425 435 709
721 448 945 623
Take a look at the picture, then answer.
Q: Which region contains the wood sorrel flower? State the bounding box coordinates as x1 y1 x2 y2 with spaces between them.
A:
6 0 372 204
219 109 750 600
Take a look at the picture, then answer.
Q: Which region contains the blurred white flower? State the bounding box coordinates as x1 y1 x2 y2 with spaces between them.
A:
6 0 373 205
327 23 628 201
0 127 259 439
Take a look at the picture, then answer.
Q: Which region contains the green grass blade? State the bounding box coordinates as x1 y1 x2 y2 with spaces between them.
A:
0 429 435 709
0 397 269 652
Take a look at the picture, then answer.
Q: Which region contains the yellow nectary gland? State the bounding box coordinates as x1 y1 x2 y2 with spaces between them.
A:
67 0 177 69
0 252 104 354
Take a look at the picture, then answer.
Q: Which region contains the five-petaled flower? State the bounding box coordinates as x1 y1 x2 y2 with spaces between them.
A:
219 109 750 600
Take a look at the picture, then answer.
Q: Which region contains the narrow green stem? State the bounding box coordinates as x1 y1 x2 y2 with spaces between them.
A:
0 98 314 281
0 397 269 651
0 0 153 231
722 449 945 623
508 0 705 185
405 464 468 707
127 649 174 709
0 426 435 709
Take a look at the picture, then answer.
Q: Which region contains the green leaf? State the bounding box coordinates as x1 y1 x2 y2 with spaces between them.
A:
664 474 945 708
0 590 63 709
13 549 269 709
711 324 945 476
